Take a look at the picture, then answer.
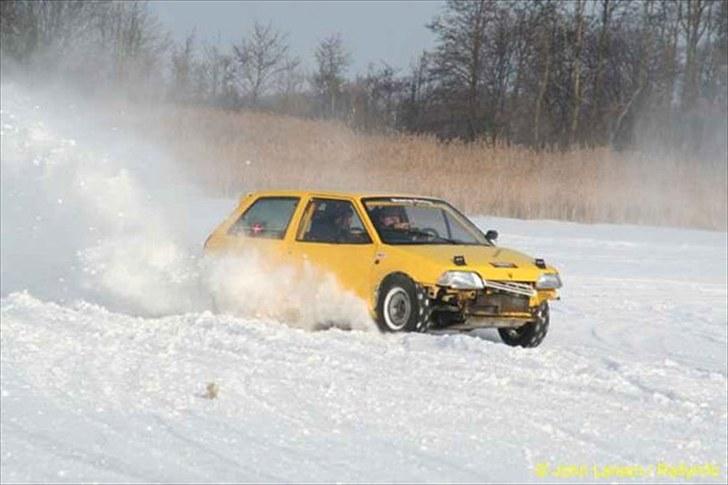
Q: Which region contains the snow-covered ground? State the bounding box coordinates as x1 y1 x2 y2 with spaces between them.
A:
1 82 727 483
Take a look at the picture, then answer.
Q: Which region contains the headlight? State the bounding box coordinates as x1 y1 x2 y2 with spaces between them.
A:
536 273 562 289
437 271 484 290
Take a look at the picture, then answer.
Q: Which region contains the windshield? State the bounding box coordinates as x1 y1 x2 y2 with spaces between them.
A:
363 197 490 245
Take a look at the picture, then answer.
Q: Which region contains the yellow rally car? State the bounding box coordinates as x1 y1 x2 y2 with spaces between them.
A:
204 190 562 347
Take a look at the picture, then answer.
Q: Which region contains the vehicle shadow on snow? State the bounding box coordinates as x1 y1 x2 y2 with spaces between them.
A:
427 328 503 344
310 321 505 346
309 319 506 344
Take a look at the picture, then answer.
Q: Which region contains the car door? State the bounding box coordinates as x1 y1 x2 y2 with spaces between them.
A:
211 195 301 264
289 196 377 305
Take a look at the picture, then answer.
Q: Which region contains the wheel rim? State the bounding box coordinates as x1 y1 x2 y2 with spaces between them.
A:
384 288 411 330
506 327 525 338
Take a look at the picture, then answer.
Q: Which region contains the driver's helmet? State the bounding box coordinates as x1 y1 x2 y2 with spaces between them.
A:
328 202 353 222
376 204 407 226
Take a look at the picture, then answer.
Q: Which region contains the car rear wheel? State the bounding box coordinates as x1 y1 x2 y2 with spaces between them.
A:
498 302 549 348
376 273 431 332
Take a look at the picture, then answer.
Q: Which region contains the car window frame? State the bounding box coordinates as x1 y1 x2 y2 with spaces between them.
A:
361 196 491 246
295 197 374 245
227 196 300 240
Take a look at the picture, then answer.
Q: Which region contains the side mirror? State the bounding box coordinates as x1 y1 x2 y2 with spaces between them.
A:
485 229 498 242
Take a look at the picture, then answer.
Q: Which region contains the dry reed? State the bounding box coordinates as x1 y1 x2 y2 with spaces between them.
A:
122 104 727 230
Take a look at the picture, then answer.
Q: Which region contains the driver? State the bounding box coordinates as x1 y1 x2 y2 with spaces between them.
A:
332 204 353 238
325 203 355 242
307 202 353 242
376 205 410 231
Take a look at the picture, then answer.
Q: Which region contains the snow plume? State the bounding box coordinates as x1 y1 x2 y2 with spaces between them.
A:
0 81 374 330
0 81 203 314
204 252 374 331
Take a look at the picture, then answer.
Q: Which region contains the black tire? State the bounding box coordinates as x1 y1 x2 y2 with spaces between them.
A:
498 302 549 348
376 273 432 332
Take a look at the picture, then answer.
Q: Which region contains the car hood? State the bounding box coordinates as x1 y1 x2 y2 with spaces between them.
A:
387 244 555 283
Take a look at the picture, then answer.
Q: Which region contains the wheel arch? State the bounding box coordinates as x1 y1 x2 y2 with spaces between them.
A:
374 271 417 304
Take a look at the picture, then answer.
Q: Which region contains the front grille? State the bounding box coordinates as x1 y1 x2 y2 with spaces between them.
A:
468 292 530 315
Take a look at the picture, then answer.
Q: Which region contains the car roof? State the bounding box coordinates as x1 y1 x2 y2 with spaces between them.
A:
242 189 444 201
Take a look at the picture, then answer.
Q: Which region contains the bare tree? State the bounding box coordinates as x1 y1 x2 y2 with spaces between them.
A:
1 1 168 97
705 0 728 107
495 7 519 143
398 51 433 133
198 41 238 108
95 1 169 95
531 1 561 147
0 0 96 66
427 0 495 140
273 55 307 115
3 0 725 159
233 21 289 107
589 0 625 143
276 56 304 97
170 31 196 102
348 62 407 131
679 0 714 112
568 0 586 145
313 33 351 117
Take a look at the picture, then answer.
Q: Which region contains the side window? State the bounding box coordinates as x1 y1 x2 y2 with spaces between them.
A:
228 197 299 239
297 198 372 244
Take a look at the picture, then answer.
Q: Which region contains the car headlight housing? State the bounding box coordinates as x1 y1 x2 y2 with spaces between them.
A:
536 273 562 289
436 271 484 290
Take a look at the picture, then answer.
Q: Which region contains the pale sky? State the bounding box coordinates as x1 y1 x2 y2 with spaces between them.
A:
150 0 444 76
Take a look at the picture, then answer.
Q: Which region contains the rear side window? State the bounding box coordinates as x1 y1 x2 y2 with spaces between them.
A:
228 197 299 239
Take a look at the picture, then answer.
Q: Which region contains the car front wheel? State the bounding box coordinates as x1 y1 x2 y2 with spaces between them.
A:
376 273 431 333
498 302 549 348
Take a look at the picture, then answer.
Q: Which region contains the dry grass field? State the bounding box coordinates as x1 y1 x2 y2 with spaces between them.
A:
126 104 727 230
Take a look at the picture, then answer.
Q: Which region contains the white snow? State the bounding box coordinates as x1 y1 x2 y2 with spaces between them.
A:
1 82 727 483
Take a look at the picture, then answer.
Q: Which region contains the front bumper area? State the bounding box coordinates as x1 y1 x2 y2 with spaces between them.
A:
426 283 557 330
